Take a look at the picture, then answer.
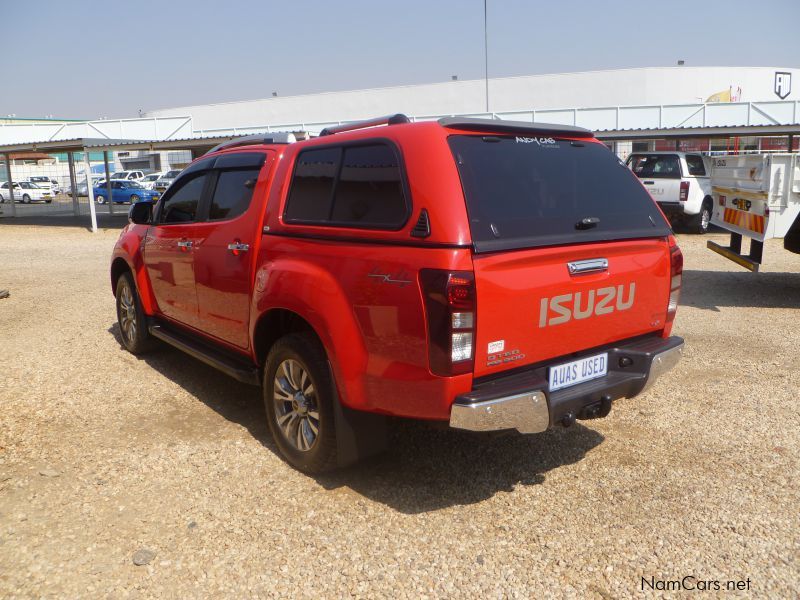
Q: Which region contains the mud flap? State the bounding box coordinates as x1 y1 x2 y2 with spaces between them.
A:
333 399 388 468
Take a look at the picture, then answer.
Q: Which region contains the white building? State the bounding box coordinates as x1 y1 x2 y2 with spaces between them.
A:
144 66 799 132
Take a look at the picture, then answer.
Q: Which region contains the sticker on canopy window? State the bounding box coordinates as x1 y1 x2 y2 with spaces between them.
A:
515 136 559 147
488 340 505 354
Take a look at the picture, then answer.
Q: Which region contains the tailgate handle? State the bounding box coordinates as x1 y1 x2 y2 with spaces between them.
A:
567 258 608 275
644 180 655 185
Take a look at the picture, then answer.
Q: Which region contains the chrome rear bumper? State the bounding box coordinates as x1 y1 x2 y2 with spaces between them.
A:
450 336 684 434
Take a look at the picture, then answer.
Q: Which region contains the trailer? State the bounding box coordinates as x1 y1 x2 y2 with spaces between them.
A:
707 153 800 271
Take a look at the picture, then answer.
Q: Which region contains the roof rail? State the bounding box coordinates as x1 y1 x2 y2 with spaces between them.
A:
207 132 296 154
319 114 410 137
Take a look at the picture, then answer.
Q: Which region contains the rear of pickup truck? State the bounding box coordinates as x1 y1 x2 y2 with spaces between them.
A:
439 131 684 433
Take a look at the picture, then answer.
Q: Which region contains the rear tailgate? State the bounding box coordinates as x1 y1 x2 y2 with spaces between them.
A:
472 238 670 378
447 133 673 379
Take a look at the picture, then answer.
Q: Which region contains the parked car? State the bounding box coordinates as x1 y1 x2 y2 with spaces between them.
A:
27 176 61 195
138 172 165 190
94 180 160 204
626 152 714 233
68 176 105 197
109 170 145 182
0 181 53 203
111 116 684 474
153 169 181 191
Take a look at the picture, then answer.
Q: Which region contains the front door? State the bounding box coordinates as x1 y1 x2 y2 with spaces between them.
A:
193 152 271 349
143 170 212 329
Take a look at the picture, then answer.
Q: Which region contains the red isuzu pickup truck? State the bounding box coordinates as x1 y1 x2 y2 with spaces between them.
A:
111 115 684 472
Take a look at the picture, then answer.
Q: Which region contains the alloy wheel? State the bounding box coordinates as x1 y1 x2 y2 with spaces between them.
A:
118 282 137 343
273 359 320 452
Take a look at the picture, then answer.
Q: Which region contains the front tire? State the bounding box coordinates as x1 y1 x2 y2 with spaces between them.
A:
96 195 106 204
115 271 155 354
264 333 338 473
130 194 140 204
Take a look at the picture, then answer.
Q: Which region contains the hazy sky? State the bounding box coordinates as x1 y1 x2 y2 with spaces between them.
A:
2 0 798 119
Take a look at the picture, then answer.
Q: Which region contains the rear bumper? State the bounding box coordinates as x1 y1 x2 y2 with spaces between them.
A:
449 335 684 434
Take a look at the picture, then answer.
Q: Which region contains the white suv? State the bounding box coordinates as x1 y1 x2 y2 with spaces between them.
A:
626 152 713 233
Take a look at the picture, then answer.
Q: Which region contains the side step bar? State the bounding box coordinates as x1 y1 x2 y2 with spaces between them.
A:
148 322 260 386
707 232 762 272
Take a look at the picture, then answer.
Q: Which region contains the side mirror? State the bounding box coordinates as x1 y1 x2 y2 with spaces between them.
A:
129 200 153 225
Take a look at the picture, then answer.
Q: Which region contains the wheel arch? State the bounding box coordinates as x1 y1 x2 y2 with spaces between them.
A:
253 308 318 368
110 257 132 295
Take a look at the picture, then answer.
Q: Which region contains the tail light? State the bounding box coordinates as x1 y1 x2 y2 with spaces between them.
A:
419 269 476 376
666 237 683 323
718 195 726 206
679 181 690 202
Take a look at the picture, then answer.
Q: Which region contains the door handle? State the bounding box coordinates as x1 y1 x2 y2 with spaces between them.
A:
176 240 193 249
227 242 250 254
567 258 608 275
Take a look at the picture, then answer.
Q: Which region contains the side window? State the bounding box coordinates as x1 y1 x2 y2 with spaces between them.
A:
284 142 409 228
686 155 706 176
159 173 207 224
112 181 123 189
209 169 259 221
284 147 340 222
330 144 406 226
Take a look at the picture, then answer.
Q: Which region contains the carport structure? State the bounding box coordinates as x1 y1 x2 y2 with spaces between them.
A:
0 135 244 231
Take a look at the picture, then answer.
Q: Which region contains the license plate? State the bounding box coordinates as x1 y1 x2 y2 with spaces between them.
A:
548 352 608 392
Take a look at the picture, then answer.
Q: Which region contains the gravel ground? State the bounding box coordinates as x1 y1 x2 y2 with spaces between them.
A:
0 224 798 598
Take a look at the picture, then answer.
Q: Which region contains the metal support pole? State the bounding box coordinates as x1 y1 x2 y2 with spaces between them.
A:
4 153 16 217
83 151 98 232
103 151 114 216
67 152 79 215
483 0 489 113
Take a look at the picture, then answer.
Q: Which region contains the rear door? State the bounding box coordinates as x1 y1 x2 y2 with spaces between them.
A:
192 151 271 349
449 135 673 378
628 153 683 204
143 168 212 328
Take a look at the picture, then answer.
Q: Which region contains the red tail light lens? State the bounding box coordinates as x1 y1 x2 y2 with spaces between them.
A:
679 181 690 202
666 237 683 323
419 269 476 376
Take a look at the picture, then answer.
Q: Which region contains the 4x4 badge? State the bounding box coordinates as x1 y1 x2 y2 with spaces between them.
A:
368 267 412 287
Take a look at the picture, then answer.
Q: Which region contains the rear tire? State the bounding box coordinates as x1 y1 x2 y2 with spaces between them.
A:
115 271 156 355
264 333 338 473
22 194 31 204
691 199 713 234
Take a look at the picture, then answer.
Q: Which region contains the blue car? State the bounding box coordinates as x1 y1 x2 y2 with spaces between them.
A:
93 181 160 204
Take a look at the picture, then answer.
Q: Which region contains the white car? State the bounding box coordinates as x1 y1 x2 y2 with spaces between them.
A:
27 176 61 195
138 172 165 190
0 181 53 203
110 170 145 182
626 152 714 233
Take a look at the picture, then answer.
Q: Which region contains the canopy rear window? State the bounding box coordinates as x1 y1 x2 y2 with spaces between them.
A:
449 135 669 253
